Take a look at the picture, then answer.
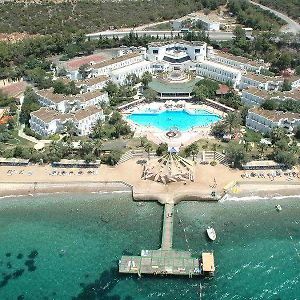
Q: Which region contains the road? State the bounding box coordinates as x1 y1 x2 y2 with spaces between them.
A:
86 30 251 41
249 0 300 34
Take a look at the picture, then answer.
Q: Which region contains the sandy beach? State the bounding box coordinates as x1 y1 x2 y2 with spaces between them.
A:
0 159 299 201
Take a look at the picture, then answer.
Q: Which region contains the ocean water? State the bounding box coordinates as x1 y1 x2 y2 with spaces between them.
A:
127 110 221 131
0 193 299 300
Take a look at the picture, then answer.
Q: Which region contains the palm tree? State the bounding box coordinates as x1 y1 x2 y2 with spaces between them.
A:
211 143 218 161
65 121 77 142
244 141 251 152
224 112 242 134
93 139 102 157
144 142 153 160
257 142 268 158
185 143 199 161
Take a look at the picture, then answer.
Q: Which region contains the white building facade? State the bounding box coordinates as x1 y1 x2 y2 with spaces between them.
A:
246 108 300 134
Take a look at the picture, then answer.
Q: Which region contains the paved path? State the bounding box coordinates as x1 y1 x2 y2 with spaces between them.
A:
249 0 300 34
161 203 174 250
18 124 52 149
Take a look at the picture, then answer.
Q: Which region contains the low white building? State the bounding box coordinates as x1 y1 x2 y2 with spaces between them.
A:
29 106 104 136
91 52 146 78
35 89 109 112
35 89 75 113
240 73 281 91
195 16 220 31
196 60 242 88
110 60 152 85
77 90 109 110
77 75 109 93
73 106 104 136
29 107 73 136
241 87 300 107
147 41 207 63
246 108 300 134
207 47 268 73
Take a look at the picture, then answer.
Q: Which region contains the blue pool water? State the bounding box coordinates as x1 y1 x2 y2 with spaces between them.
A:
127 110 221 131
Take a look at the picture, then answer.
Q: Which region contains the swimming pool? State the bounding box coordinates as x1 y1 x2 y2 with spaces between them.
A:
127 109 221 131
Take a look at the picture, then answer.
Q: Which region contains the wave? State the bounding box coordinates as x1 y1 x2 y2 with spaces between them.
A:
221 194 300 202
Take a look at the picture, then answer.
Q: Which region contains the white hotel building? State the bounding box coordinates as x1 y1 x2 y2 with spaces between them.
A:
246 108 300 134
242 87 300 107
35 89 109 113
29 106 104 137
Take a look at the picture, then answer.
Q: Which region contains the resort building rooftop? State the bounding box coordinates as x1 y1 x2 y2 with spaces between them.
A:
148 40 206 47
31 107 73 123
64 53 109 71
92 52 142 69
77 75 109 86
73 105 103 121
213 50 268 68
250 107 300 122
36 88 72 103
242 72 280 83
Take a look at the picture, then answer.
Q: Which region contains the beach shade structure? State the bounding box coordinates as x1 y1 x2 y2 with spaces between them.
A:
142 153 195 184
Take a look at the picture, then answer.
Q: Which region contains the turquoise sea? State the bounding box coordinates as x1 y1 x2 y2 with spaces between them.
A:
0 192 299 300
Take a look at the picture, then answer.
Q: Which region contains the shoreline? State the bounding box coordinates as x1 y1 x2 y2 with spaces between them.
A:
0 180 299 201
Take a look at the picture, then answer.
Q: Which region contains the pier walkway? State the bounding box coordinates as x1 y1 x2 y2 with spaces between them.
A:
161 203 174 250
119 202 215 277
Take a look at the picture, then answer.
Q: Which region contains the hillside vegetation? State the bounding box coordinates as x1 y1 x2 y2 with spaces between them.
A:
0 0 226 34
257 0 300 22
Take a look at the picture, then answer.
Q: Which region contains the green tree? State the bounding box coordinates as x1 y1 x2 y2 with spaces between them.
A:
19 88 41 124
143 88 157 102
224 112 242 134
274 151 297 168
225 141 248 168
156 143 168 156
261 99 278 110
184 142 199 161
281 79 292 91
141 71 152 87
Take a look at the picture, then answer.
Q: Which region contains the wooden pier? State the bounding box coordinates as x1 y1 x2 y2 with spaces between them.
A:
119 202 215 277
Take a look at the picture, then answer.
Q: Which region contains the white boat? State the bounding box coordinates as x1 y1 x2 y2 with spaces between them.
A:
275 204 282 212
206 227 216 241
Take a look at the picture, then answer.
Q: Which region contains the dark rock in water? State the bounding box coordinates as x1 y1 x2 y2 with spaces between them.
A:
124 297 133 300
122 250 134 256
79 283 85 287
52 292 56 296
12 269 25 279
28 250 38 259
17 295 25 300
5 253 11 257
72 267 122 300
6 262 12 269
17 253 23 259
25 260 37 272
0 274 11 288
84 274 89 278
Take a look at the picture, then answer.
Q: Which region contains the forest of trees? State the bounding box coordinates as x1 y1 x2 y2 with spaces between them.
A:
227 0 285 31
0 0 226 34
257 0 300 22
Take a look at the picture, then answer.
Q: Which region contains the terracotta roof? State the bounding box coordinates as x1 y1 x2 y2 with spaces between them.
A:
36 88 74 103
243 87 300 101
213 50 268 68
76 90 106 103
73 106 103 121
31 107 73 123
0 81 28 98
92 52 142 69
65 53 107 71
242 73 279 83
216 84 230 95
250 107 300 122
77 75 109 86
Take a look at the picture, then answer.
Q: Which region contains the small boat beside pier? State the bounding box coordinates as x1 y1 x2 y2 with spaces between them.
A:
119 202 215 278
